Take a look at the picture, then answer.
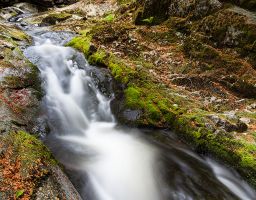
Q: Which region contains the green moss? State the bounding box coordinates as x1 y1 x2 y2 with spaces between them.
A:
9 29 30 42
88 49 107 65
125 86 141 108
253 132 256 140
103 14 115 22
68 30 135 84
146 101 161 120
171 113 256 187
142 17 154 24
110 62 123 78
12 131 57 166
67 34 92 56
237 111 256 119
157 99 170 113
192 130 202 139
15 190 24 198
108 55 135 83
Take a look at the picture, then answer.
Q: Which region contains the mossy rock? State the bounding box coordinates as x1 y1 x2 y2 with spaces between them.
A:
172 114 256 188
0 131 56 199
197 6 256 67
134 0 222 25
41 12 72 25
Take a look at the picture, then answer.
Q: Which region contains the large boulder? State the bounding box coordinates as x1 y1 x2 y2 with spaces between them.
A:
135 0 222 25
220 0 256 11
197 6 256 68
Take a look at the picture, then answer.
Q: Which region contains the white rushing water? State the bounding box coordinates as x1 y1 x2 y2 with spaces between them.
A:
24 32 256 200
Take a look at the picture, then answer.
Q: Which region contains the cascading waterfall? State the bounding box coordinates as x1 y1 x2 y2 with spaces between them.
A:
25 35 162 200
24 31 256 200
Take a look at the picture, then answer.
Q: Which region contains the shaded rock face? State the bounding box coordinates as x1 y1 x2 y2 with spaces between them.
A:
0 22 41 134
198 7 256 48
135 0 171 24
183 6 256 98
135 0 222 24
41 12 72 25
168 0 222 19
220 0 256 11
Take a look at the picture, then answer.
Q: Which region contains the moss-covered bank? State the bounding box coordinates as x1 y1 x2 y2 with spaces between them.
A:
66 2 256 187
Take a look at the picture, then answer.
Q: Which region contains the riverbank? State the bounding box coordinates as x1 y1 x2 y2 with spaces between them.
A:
42 0 256 187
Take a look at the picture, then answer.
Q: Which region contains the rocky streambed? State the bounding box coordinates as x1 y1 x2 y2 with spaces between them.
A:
0 0 256 199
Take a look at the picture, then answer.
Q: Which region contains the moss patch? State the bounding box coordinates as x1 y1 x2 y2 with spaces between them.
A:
66 33 92 56
42 12 72 25
88 49 107 66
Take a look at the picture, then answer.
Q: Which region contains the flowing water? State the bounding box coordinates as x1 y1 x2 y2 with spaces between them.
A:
21 26 256 200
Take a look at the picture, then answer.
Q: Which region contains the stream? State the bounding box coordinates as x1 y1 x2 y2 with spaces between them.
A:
10 10 256 200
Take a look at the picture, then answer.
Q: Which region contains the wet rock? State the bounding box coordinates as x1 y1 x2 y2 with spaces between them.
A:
0 6 21 20
88 66 114 97
123 109 142 122
208 114 248 132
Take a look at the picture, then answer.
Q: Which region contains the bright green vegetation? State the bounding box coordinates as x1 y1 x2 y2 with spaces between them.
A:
15 189 24 198
142 17 154 25
66 33 92 56
103 14 115 22
12 131 57 167
88 49 107 65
